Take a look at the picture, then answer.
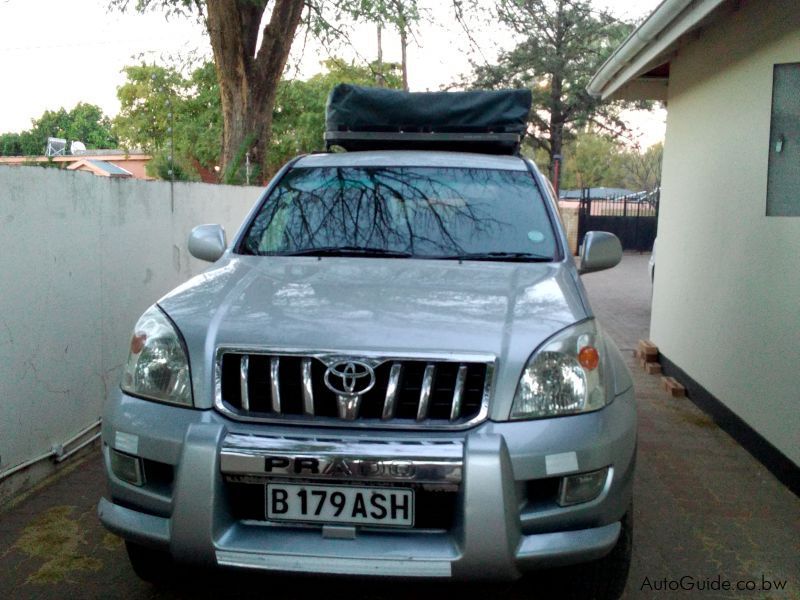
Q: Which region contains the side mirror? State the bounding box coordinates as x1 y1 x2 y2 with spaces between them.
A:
579 231 622 274
188 224 227 262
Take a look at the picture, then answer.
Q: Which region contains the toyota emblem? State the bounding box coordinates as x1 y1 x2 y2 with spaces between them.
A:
324 360 376 396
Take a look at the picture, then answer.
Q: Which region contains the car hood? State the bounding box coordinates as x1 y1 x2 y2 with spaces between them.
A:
159 255 589 417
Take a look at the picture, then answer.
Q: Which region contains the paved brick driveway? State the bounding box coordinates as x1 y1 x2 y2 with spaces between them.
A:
1 254 797 599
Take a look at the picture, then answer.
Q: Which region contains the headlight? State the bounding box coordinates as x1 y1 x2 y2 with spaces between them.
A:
121 305 193 406
511 320 607 419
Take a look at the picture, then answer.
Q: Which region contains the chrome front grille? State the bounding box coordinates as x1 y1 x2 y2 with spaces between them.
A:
215 350 493 429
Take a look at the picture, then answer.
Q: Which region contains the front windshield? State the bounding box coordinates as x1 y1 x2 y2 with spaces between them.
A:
240 166 558 260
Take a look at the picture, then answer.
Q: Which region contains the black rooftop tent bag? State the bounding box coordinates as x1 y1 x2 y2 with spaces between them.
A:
324 84 532 155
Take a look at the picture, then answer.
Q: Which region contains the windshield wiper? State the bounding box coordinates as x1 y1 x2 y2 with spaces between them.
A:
435 252 554 263
275 246 413 258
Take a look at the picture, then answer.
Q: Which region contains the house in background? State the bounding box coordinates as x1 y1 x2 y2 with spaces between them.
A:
66 158 133 178
0 149 152 179
559 187 637 201
589 0 799 492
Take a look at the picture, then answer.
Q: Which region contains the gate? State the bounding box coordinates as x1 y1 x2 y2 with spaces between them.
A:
577 188 659 252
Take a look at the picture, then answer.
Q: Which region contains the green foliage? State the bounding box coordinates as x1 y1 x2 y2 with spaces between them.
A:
335 0 420 30
560 133 625 189
113 56 400 181
267 58 403 176
113 64 186 153
556 132 663 191
146 149 200 181
180 61 222 169
521 145 552 176
0 133 23 156
113 61 221 180
0 103 117 156
108 0 201 19
620 142 663 191
59 103 118 148
108 0 422 38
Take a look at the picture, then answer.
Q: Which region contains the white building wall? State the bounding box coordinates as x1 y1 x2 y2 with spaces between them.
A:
0 167 260 479
652 0 800 465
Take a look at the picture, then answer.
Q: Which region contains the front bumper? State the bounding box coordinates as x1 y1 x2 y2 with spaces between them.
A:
98 388 636 580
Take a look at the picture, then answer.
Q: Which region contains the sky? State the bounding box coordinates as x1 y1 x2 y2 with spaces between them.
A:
0 0 666 146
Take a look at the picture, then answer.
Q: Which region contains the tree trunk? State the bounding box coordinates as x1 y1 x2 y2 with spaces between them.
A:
376 25 386 87
206 0 305 183
400 26 408 91
548 74 564 182
391 0 409 91
547 1 566 185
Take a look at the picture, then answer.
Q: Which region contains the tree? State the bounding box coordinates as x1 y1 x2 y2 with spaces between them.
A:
551 133 663 192
114 64 187 154
470 0 634 179
111 0 421 184
113 61 221 180
0 103 117 156
58 103 119 148
112 57 401 181
620 142 663 191
559 132 625 189
315 0 419 90
204 0 305 183
180 61 223 171
0 133 23 156
379 0 419 91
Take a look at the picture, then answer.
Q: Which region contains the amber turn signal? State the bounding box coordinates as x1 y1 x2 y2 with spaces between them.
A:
578 346 600 370
130 333 146 354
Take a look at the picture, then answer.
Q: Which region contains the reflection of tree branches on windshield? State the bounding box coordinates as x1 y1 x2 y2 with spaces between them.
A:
371 169 503 255
363 168 462 254
322 169 403 249
242 167 531 257
289 170 349 246
360 171 396 248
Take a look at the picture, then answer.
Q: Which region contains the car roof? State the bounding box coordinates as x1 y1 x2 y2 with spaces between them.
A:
294 150 529 171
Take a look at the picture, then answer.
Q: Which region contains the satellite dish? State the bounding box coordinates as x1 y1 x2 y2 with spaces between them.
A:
46 137 67 157
70 141 87 155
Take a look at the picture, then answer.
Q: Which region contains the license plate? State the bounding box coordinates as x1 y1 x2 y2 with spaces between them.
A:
266 483 414 527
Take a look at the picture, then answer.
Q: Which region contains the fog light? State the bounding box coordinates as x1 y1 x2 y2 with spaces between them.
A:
558 467 609 506
110 448 144 486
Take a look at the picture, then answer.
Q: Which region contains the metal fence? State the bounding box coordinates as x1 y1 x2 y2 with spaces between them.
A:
577 188 659 252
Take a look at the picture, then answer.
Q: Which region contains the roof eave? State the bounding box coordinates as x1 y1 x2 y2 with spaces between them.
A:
588 0 728 100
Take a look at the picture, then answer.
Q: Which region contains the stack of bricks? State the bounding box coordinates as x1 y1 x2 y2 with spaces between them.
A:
636 339 687 398
661 376 686 398
636 340 661 374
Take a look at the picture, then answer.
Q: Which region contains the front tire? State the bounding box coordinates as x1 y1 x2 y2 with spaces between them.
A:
125 541 174 584
566 507 633 599
513 506 633 600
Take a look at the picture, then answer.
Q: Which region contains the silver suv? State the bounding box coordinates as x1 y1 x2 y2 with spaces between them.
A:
98 144 635 598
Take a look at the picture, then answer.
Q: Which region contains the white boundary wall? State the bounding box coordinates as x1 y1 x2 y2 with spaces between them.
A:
0 167 261 482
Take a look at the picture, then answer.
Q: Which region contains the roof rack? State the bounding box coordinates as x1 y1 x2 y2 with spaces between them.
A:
324 85 531 156
324 130 523 155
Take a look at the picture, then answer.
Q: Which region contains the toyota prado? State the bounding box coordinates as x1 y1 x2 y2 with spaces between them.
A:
98 85 636 599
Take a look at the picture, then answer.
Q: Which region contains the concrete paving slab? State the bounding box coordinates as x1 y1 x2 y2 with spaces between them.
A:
0 254 797 599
